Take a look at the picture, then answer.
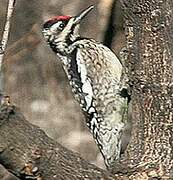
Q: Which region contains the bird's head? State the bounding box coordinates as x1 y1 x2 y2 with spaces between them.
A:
42 5 94 44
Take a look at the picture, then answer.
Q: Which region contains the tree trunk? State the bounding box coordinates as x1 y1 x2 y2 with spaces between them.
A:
113 0 173 178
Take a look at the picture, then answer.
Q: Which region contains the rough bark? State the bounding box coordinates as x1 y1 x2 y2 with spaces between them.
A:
0 97 115 180
111 0 173 179
0 164 19 180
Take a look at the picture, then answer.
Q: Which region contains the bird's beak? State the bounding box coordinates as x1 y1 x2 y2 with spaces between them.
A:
74 5 94 24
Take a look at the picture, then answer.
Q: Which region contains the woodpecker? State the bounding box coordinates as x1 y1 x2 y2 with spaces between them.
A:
42 5 129 167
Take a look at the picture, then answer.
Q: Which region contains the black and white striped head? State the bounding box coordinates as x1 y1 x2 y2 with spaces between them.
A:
42 5 94 44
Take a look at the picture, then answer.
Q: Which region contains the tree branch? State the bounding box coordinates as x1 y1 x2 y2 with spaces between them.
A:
0 0 16 92
0 96 115 180
5 24 41 67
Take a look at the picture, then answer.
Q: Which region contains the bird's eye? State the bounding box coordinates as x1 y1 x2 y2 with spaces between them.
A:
59 23 65 29
50 21 65 32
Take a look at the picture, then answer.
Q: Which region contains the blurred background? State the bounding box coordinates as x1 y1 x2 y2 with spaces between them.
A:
0 0 125 169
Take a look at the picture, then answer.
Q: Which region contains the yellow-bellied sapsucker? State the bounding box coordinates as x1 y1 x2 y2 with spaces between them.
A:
42 5 129 167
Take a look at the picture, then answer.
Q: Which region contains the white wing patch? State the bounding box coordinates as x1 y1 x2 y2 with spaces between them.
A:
76 49 93 110
82 79 93 109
